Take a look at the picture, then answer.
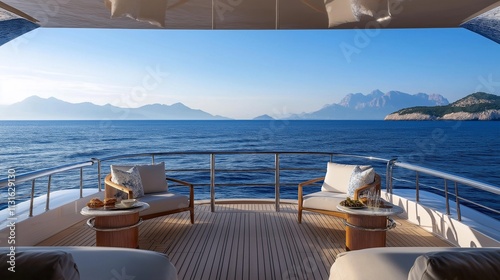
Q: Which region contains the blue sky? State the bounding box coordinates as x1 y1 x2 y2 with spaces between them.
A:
0 27 498 119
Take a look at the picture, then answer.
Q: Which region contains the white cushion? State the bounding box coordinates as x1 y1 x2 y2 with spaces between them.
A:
136 162 168 193
303 191 347 212
15 246 178 280
111 162 167 194
329 247 500 280
110 165 144 199
347 165 375 198
321 162 371 193
138 191 189 217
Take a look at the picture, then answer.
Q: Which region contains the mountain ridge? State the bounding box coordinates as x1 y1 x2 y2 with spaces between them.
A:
0 96 230 120
0 91 459 120
384 92 500 121
287 90 449 120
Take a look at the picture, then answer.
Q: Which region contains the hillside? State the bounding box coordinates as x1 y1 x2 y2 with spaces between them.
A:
385 92 500 120
288 90 449 120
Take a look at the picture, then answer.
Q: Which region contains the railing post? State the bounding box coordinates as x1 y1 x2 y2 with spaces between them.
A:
385 158 397 194
275 153 280 212
46 175 52 210
444 179 450 215
210 153 216 212
97 160 102 192
80 167 84 198
415 172 420 202
454 182 461 221
29 179 35 217
152 155 155 165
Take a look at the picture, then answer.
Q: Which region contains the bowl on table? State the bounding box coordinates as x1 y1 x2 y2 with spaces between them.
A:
120 199 137 208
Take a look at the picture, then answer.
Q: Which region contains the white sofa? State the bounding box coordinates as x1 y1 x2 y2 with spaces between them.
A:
0 246 177 280
329 247 500 280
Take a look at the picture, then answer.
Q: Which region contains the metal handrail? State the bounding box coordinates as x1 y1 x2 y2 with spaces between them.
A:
93 151 390 212
386 160 500 221
0 161 94 188
0 160 94 216
1 151 499 222
393 161 500 195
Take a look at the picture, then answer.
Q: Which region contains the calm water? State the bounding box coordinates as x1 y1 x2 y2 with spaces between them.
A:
0 120 499 217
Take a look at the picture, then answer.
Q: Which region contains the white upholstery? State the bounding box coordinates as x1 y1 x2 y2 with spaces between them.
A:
10 246 178 280
321 162 372 193
111 162 168 193
303 191 347 212
329 247 500 280
139 192 189 217
106 162 192 222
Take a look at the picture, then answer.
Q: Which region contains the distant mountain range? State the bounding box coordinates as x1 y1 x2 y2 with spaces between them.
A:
0 96 229 120
0 90 452 120
288 90 449 120
385 92 500 121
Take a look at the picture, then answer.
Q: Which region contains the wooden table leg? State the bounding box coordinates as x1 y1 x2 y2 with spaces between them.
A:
94 212 140 248
345 214 387 251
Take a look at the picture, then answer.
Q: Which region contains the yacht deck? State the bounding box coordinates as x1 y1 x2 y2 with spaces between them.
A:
37 203 452 279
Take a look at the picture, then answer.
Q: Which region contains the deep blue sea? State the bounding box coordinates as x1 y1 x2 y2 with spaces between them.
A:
0 120 499 218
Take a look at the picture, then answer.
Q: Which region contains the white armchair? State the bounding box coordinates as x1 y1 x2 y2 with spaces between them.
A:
105 162 194 223
298 162 381 223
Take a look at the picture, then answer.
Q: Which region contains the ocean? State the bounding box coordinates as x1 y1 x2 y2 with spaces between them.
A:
0 120 499 218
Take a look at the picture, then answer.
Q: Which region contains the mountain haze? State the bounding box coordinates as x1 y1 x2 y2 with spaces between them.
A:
289 90 449 120
0 96 229 120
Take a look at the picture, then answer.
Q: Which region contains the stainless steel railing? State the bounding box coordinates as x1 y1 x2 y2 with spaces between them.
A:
1 151 499 222
386 160 500 221
93 151 384 212
0 161 94 216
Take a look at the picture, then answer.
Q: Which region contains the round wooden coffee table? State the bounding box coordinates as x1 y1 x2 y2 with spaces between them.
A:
337 202 403 251
81 201 149 248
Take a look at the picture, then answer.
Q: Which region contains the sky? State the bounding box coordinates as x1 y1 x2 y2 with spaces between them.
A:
0 27 499 119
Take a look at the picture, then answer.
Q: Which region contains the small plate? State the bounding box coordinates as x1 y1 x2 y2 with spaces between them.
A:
343 206 366 209
111 202 142 210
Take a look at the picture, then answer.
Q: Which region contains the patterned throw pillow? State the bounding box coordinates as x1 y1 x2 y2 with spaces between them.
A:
111 165 144 199
347 166 375 198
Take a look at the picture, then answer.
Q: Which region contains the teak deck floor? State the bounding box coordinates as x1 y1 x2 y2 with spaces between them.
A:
38 203 452 280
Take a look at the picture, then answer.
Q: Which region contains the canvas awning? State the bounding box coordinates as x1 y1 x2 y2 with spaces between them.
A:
1 0 499 43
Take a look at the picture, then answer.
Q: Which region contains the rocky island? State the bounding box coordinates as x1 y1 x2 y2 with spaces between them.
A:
385 92 500 121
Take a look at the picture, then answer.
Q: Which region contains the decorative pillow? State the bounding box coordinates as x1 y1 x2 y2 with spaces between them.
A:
111 165 144 199
136 162 167 194
0 250 80 280
347 165 375 198
408 249 500 280
322 162 372 193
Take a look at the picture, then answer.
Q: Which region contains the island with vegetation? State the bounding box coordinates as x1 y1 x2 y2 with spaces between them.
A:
384 92 500 121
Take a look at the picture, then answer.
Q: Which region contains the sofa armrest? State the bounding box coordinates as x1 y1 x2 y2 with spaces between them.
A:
298 177 325 207
353 173 381 200
105 173 133 199
166 177 194 209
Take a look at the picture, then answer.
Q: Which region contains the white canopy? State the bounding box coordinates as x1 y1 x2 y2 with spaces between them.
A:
0 0 498 29
1 0 499 44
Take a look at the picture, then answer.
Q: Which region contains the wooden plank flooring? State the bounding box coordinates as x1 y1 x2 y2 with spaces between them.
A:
38 203 452 280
